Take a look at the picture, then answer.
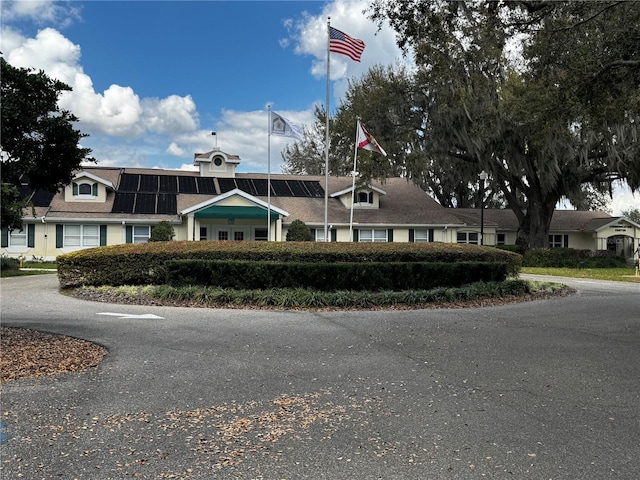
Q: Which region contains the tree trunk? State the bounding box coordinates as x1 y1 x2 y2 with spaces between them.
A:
516 198 557 249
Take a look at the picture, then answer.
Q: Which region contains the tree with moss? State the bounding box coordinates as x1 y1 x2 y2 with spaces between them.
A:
368 0 640 247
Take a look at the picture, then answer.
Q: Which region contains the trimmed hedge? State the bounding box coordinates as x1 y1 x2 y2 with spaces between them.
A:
165 259 511 291
522 248 627 268
57 240 522 288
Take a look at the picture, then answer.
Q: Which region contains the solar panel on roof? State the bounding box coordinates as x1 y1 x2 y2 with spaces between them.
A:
139 174 159 192
119 173 140 191
134 193 157 214
112 193 135 213
235 179 259 196
178 176 197 194
156 193 177 214
217 178 236 193
287 180 307 197
271 179 293 196
16 186 55 206
303 181 325 197
17 185 33 201
30 190 55 207
252 179 269 196
196 177 217 195
159 175 178 193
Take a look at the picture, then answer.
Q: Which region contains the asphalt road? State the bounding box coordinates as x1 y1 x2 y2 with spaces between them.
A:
1 274 639 479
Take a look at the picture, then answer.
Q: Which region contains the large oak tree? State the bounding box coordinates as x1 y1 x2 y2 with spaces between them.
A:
369 0 640 247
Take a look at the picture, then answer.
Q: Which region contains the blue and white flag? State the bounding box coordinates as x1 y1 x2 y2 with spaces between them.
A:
270 111 304 140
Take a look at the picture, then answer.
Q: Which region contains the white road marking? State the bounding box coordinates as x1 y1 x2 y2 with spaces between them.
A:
97 312 164 319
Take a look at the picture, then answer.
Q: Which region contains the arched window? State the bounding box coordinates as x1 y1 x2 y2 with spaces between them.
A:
73 181 98 197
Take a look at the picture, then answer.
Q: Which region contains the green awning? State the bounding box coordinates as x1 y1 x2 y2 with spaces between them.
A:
193 205 280 220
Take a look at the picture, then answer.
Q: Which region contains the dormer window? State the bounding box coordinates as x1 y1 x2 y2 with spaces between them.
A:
357 191 374 204
73 181 98 198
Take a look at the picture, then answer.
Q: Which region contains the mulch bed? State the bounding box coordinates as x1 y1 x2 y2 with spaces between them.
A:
0 327 107 383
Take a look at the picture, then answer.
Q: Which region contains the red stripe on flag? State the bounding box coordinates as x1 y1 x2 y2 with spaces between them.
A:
329 26 365 62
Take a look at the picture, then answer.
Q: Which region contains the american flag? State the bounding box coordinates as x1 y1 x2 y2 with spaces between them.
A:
329 26 365 62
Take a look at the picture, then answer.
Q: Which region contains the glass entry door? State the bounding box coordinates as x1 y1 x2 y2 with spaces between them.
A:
216 228 247 241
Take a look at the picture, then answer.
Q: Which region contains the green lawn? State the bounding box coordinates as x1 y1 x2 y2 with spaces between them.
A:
0 261 57 278
521 266 640 283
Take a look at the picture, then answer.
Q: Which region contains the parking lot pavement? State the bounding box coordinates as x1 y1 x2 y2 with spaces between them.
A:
1 275 639 479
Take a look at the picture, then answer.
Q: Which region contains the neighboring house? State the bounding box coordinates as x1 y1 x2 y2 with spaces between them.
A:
3 148 639 261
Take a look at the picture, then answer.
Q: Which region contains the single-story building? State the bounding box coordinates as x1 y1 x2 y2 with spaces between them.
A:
3 148 639 261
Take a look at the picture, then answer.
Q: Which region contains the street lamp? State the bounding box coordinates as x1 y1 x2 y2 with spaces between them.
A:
479 171 488 246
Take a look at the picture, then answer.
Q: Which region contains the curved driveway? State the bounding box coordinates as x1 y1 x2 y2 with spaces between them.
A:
1 275 639 479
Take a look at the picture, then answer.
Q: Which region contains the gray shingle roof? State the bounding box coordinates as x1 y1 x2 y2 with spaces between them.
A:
22 166 615 232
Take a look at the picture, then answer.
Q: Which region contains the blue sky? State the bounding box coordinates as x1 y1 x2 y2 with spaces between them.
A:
1 0 637 214
1 0 405 173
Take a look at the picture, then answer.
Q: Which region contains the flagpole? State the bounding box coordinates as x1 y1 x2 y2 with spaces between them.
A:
267 105 272 242
324 17 331 242
349 119 360 242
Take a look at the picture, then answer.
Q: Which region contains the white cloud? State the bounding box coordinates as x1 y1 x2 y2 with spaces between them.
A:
288 0 410 101
2 0 80 26
5 28 81 81
0 0 404 175
609 183 640 217
142 95 199 135
166 143 186 157
1 25 201 143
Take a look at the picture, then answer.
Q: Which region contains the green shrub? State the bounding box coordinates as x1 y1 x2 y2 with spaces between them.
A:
286 220 313 241
149 221 175 242
523 248 626 268
57 241 522 288
165 259 511 291
494 244 525 255
143 279 537 308
0 256 20 271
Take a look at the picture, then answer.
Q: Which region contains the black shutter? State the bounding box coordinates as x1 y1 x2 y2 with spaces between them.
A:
429 229 434 242
100 225 107 246
409 229 415 242
56 224 64 248
27 224 35 248
353 229 359 242
563 235 569 248
1 227 8 248
331 228 337 242
310 228 316 240
387 229 393 242
126 226 133 244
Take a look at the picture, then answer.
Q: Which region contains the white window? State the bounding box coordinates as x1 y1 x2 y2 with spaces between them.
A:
8 229 27 247
414 229 431 243
313 229 326 242
359 229 388 242
65 225 100 247
457 232 479 245
133 226 151 244
73 181 97 198
218 230 229 241
549 234 567 248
